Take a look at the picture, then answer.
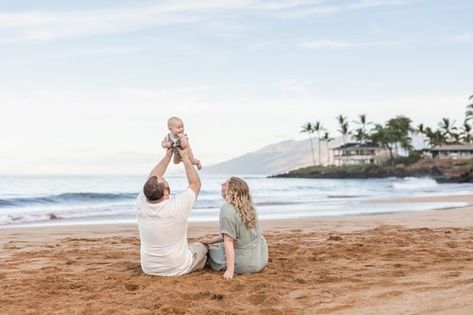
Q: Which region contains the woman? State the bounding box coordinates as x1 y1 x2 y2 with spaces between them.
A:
200 177 268 279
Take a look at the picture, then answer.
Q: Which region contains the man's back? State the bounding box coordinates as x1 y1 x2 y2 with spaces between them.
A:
136 188 196 276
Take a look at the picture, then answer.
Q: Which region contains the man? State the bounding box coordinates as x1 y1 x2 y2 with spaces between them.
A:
135 145 207 276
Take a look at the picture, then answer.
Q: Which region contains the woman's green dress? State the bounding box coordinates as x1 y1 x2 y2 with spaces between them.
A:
208 202 268 274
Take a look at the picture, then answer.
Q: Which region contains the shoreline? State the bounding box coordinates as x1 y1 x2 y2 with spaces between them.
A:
2 196 473 255
271 158 473 183
2 194 473 314
2 192 472 230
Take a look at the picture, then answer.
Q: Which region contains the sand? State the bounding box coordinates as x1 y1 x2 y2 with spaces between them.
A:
1 195 473 314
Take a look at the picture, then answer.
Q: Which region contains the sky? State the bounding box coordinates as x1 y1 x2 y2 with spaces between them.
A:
0 0 472 174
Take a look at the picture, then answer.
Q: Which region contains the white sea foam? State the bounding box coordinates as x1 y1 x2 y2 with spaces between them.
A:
392 177 438 191
1 174 473 226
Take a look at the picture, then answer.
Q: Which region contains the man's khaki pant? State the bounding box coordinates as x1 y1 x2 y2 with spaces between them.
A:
188 242 208 273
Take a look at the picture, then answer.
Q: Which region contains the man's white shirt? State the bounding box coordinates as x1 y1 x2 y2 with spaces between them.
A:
136 188 196 276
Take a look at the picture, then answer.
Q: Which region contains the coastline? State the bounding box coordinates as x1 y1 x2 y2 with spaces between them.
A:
272 158 473 183
3 193 473 235
1 194 473 314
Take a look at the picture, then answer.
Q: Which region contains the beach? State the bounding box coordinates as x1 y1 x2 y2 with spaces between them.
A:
1 194 473 314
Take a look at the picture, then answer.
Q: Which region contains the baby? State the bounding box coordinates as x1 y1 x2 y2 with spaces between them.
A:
161 117 202 170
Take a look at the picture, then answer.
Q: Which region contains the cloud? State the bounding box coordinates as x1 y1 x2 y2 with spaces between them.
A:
274 0 417 18
445 33 473 44
0 2 237 44
276 5 341 18
0 0 418 44
300 39 405 49
349 0 416 10
277 79 319 93
0 45 143 68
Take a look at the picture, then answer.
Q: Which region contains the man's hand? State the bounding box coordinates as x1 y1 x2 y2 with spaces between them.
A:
178 134 189 149
178 146 201 197
178 146 191 161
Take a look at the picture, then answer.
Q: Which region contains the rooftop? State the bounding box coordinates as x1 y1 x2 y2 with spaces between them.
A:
430 144 473 151
331 142 382 151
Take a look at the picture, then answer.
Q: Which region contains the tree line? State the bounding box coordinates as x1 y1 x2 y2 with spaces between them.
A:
301 95 473 166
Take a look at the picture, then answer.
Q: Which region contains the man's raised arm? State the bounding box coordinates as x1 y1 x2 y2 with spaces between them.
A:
179 147 201 197
148 148 173 178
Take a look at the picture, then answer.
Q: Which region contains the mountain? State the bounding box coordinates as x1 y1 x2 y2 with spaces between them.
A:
203 134 428 175
204 138 344 175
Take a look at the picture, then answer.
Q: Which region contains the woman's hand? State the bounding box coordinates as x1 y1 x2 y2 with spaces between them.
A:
222 234 235 279
199 237 213 245
223 269 234 279
199 236 223 245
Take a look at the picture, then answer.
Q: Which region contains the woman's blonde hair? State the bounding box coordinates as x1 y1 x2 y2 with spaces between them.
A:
225 177 256 229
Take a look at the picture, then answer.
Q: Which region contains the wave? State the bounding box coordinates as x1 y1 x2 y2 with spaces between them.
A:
392 177 438 191
0 192 138 208
255 201 307 206
327 195 363 199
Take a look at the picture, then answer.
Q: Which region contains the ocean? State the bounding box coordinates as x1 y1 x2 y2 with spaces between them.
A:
0 174 471 227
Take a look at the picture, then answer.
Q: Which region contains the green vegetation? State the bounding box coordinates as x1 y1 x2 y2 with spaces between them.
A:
288 164 381 176
299 94 473 167
391 151 422 166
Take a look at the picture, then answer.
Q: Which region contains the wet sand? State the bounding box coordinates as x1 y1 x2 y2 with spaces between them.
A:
1 195 473 314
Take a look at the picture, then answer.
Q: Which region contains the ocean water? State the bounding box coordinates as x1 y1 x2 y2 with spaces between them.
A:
0 174 471 227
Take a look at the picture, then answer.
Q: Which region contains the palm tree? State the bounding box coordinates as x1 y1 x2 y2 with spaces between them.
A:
322 131 334 166
416 123 426 147
336 115 350 145
465 95 473 121
370 116 413 164
386 116 414 155
424 127 444 148
353 114 372 144
353 128 364 143
312 121 326 166
370 124 396 164
460 119 473 144
300 122 316 166
417 123 425 134
438 117 458 144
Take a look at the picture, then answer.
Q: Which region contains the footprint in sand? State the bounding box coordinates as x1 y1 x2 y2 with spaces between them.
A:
376 290 403 298
327 235 343 241
124 283 139 291
211 293 224 300
442 271 461 278
248 293 268 306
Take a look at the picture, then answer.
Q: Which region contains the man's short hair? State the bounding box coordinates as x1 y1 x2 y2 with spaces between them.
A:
143 176 166 201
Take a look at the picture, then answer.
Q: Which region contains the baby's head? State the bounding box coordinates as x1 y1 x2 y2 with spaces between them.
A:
167 117 184 137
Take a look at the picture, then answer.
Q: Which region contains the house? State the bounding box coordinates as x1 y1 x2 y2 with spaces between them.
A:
331 142 388 166
429 144 473 159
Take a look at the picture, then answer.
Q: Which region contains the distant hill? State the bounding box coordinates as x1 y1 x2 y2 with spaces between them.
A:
203 134 428 175
204 138 345 175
